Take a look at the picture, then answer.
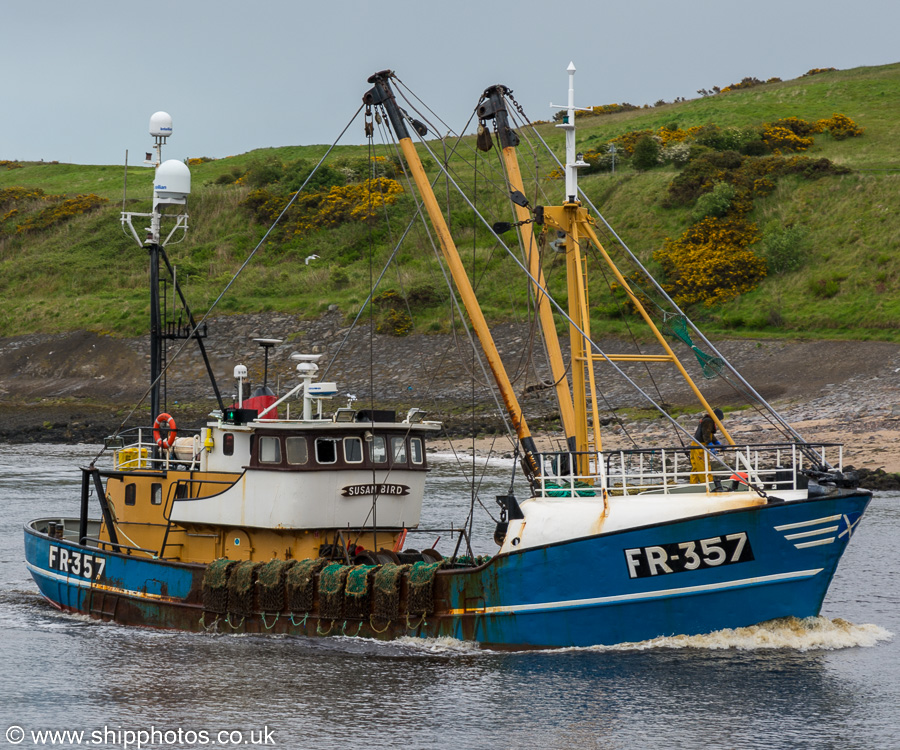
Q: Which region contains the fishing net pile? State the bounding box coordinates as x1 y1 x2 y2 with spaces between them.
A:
200 555 450 622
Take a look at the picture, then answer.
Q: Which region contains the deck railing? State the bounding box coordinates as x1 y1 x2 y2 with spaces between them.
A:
534 443 842 499
109 428 203 472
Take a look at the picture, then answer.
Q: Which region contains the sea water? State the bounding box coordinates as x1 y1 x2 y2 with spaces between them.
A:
0 443 896 749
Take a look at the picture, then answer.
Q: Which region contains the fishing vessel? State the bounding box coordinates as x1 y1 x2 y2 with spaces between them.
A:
23 67 870 649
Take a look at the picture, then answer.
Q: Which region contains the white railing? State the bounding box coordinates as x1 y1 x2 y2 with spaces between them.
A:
112 428 202 471
534 443 843 499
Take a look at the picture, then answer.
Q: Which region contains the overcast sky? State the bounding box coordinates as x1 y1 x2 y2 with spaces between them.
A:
4 0 899 165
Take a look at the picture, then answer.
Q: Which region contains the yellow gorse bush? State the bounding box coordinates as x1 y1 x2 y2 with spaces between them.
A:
761 125 814 153
817 113 865 139
0 186 49 210
654 216 766 307
242 177 404 239
15 194 108 233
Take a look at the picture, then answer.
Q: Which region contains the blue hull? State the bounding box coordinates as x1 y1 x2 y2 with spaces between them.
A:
24 490 870 648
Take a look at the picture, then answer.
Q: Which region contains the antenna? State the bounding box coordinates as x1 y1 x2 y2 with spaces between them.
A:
120 111 190 248
122 149 128 215
148 111 173 166
253 338 283 390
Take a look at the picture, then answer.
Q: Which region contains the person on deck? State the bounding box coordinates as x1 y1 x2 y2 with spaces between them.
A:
690 408 724 485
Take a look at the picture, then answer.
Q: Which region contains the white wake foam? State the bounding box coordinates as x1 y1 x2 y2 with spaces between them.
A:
581 616 893 653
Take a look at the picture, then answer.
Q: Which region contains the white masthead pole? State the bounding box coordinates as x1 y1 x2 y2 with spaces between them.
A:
551 61 588 203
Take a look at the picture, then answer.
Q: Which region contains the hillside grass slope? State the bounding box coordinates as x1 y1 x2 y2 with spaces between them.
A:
2 63 900 341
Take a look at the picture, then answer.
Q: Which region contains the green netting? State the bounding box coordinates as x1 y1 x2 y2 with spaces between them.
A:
543 480 596 497
286 558 328 613
663 314 725 379
257 559 295 612
408 561 444 615
344 564 377 619
202 558 238 614
318 563 350 620
663 314 693 345
373 563 410 621
452 555 492 567
694 349 725 378
227 560 261 616
372 563 412 620
346 564 377 597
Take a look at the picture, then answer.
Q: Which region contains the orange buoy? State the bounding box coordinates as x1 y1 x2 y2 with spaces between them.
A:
153 413 177 451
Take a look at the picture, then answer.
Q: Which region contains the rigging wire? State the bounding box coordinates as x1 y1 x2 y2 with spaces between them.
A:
392 79 513 198
367 100 519 455
465 146 480 556
515 114 812 456
388 90 543 392
88 102 366 465
366 112 379 550
399 115 766 488
503 98 809 454
486 116 547 392
583 241 683 447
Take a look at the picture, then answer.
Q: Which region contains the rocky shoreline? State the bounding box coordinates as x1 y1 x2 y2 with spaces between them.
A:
2 313 900 486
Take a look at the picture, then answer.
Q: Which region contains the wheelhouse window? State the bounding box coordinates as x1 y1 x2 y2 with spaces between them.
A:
151 483 162 505
410 437 423 465
286 436 308 465
391 436 407 464
369 436 387 464
124 483 136 506
315 438 338 464
259 436 282 464
344 437 363 463
223 433 235 456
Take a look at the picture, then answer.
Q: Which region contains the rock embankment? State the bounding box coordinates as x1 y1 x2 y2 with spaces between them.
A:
2 313 900 479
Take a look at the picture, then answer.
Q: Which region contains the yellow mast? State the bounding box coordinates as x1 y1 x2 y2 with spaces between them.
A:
363 67 732 482
363 71 543 473
476 86 578 451
543 62 732 448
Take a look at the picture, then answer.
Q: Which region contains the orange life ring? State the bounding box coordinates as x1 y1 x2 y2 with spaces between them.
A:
153 413 177 451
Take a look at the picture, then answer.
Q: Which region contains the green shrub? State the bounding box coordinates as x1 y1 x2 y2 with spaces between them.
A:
783 157 851 179
761 222 808 274
632 135 661 171
284 160 345 192
665 151 742 206
691 182 736 221
331 269 350 288
406 283 442 307
741 139 768 156
245 157 283 187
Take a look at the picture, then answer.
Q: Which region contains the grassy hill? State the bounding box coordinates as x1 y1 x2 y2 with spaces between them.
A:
2 62 900 341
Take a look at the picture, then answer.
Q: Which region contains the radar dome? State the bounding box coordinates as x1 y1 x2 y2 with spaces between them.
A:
154 160 191 202
149 111 173 138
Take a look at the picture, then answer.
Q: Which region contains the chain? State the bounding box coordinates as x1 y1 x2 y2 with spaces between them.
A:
506 90 531 124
